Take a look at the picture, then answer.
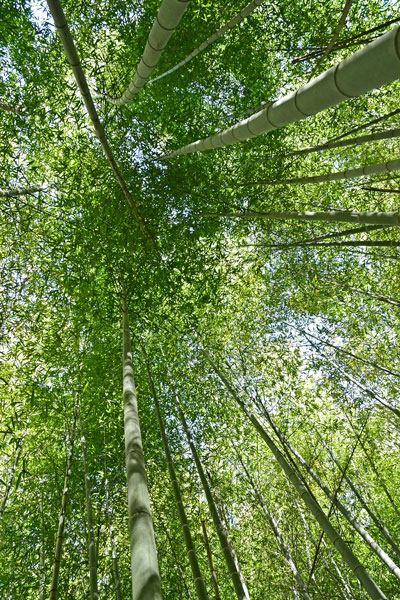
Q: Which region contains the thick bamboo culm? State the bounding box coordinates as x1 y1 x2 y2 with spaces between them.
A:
148 0 264 85
161 27 400 158
104 0 191 105
122 299 162 600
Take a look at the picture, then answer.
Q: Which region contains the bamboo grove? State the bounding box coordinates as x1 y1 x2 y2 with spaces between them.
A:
1 0 400 599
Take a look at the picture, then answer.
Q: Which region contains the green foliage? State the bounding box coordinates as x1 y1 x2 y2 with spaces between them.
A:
1 0 400 598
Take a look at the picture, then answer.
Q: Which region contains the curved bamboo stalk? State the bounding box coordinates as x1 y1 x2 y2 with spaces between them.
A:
148 0 264 85
243 126 400 167
203 351 387 600
242 157 400 188
200 209 400 226
104 0 191 105
122 299 162 600
160 27 400 158
49 404 78 600
45 0 155 248
144 351 209 600
79 413 99 600
307 0 354 80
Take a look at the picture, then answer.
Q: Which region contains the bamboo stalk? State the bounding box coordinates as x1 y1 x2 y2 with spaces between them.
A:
144 350 209 600
45 0 155 248
203 350 388 600
0 186 46 197
122 298 162 600
161 27 400 157
243 157 400 187
265 410 400 580
0 415 30 519
104 0 191 104
167 374 249 600
79 413 99 600
104 475 123 600
49 404 78 600
148 0 264 85
201 520 221 600
243 126 400 166
200 209 400 227
307 0 354 80
238 454 312 600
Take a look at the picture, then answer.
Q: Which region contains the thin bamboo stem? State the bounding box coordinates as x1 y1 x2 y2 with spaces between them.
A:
168 377 249 600
203 350 388 600
49 404 78 600
104 476 123 600
243 125 400 167
144 351 209 600
243 157 400 188
79 413 99 600
201 520 221 600
200 209 400 227
307 0 354 80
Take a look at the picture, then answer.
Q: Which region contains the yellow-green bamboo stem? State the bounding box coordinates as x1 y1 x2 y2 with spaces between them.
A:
201 209 400 226
49 405 78 600
243 157 400 187
144 351 209 600
79 413 99 600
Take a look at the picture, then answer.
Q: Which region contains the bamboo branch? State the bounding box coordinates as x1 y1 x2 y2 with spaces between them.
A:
242 157 400 187
199 209 400 227
243 126 400 166
307 0 354 80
